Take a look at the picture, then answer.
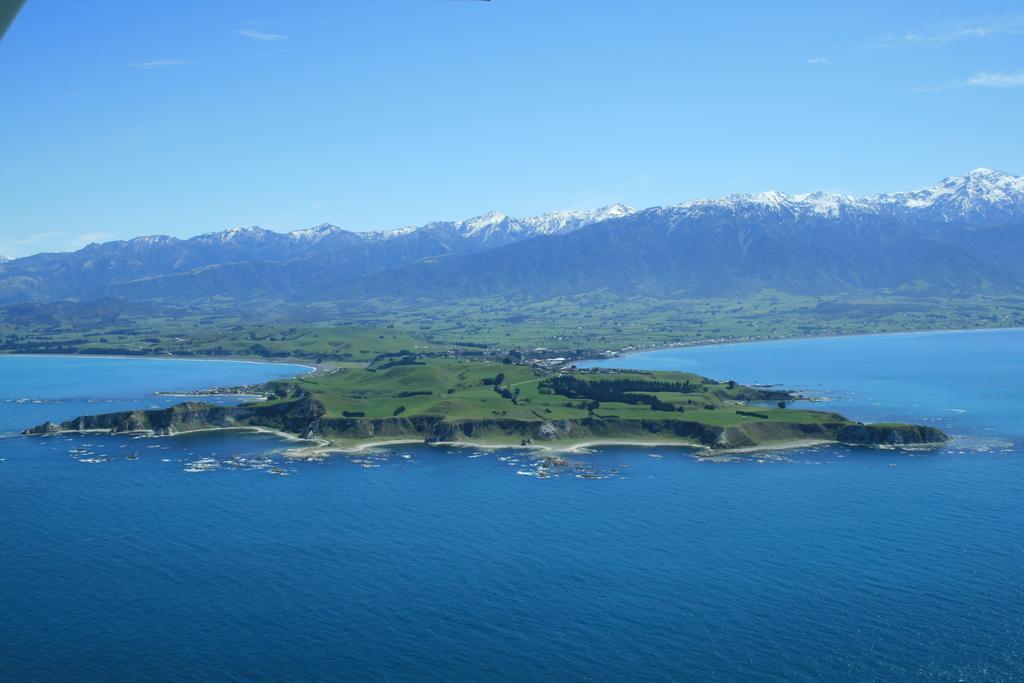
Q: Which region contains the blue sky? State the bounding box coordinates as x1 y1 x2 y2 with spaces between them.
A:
1 1 1023 257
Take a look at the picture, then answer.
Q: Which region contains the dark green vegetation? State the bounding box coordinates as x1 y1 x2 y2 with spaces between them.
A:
26 360 948 451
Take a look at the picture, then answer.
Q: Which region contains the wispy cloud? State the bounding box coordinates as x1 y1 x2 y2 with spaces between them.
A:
867 15 1024 48
0 231 65 258
964 70 1024 88
68 232 114 250
0 231 120 257
128 58 189 70
905 22 1021 44
236 28 287 42
9 231 64 247
806 57 828 65
914 69 1024 92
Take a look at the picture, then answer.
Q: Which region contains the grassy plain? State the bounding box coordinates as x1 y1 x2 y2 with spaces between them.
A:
2 291 1023 364
265 360 839 433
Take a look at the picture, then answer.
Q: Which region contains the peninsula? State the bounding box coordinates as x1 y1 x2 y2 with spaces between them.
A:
25 356 948 453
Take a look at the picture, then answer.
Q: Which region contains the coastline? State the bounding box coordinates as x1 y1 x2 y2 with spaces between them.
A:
274 435 944 460
26 424 841 457
576 324 1024 369
27 417 951 459
33 424 325 445
13 327 971 457
0 351 317 374
283 437 700 459
4 321 1019 374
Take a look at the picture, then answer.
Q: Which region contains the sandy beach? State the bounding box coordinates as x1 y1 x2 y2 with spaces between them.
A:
277 435 850 460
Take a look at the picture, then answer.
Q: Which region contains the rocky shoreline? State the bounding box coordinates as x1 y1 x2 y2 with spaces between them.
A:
24 398 950 454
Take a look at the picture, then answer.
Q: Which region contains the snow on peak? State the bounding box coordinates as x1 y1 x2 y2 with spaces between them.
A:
519 204 637 235
791 191 866 217
370 225 419 241
289 223 343 241
750 190 790 206
131 234 179 246
360 204 634 243
669 169 1023 223
875 168 1024 219
195 226 274 243
677 191 802 214
461 211 511 233
175 168 1023 253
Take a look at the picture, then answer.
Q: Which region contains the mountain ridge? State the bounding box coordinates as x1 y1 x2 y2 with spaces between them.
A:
2 169 1023 305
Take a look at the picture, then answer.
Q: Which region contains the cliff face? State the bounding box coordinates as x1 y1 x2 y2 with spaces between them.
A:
315 415 725 446
24 400 950 451
834 424 949 447
24 396 326 438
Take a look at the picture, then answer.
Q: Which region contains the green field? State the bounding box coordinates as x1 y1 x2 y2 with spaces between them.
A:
3 291 1022 365
269 360 802 425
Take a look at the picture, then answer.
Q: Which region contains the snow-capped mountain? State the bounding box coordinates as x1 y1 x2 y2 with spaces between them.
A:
447 204 635 244
520 204 634 235
194 226 275 243
669 168 1024 224
877 168 1024 223
334 168 1024 302
1 169 1022 305
0 204 633 303
288 223 347 242
368 204 635 246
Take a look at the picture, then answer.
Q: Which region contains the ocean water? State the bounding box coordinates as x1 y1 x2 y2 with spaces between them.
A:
0 355 313 434
1 336 1023 682
581 327 1024 444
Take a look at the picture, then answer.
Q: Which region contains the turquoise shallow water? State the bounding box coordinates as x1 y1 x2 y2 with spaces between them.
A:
1 336 1023 682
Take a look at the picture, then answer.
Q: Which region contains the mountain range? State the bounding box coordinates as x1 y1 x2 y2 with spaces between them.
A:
2 169 1022 305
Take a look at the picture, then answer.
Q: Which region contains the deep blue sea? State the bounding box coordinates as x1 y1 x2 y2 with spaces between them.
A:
2 333 1023 682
